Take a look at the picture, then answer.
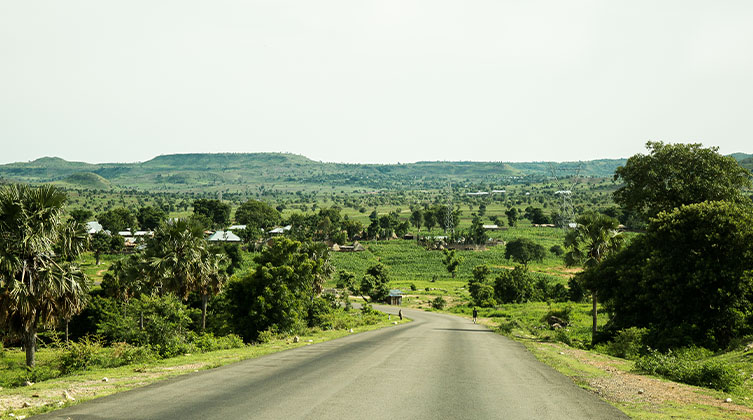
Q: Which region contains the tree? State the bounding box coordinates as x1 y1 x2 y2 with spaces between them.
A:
137 206 167 230
98 207 136 232
235 200 280 230
504 238 545 268
423 210 437 232
524 207 549 224
442 249 462 278
91 231 111 265
614 141 752 221
356 263 390 303
69 208 93 224
226 238 329 341
469 265 496 307
468 215 488 245
593 201 753 350
192 199 231 228
505 208 518 227
410 209 423 232
564 212 623 338
146 219 207 299
197 253 228 330
494 266 534 303
0 184 89 367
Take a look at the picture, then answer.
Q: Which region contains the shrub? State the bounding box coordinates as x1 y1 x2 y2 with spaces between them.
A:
550 245 564 256
410 283 417 291
191 332 245 352
256 329 278 344
431 297 446 310
605 327 647 359
60 336 103 374
110 342 155 366
635 348 742 392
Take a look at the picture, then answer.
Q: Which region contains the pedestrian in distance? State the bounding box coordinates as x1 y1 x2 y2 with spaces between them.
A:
472 307 478 324
398 309 403 320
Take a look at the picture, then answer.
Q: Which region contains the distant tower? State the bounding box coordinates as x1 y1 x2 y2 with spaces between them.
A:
444 184 454 235
549 162 583 228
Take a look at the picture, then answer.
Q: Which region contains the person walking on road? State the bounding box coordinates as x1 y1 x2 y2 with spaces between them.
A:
398 309 403 320
472 307 478 324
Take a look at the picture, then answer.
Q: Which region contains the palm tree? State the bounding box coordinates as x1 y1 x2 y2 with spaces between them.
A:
0 184 89 367
146 219 207 299
564 212 624 339
197 253 228 331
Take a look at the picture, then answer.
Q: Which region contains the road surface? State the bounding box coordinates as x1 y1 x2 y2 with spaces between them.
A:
38 306 628 419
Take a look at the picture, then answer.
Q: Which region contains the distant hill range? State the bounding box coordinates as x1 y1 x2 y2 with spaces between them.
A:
0 152 750 191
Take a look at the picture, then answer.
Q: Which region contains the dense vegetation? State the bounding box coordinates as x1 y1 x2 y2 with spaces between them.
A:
2 142 753 400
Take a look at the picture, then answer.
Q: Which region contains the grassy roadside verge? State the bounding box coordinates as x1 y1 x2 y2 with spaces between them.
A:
0 317 409 419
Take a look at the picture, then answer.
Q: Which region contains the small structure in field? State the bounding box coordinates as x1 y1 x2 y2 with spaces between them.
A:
207 230 242 242
387 289 403 306
482 224 500 230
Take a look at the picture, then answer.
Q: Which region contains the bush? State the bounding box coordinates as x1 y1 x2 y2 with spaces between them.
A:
550 245 564 256
410 283 417 291
60 336 103 374
635 348 742 392
256 329 278 344
605 327 647 359
190 332 245 352
110 342 155 366
431 297 446 310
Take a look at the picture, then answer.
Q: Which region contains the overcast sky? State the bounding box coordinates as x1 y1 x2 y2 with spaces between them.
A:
1 1 752 165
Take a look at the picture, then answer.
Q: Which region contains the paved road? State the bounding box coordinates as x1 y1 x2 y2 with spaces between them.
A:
39 307 628 419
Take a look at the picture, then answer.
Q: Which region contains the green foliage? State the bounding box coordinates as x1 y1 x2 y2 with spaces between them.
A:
226 238 330 341
69 208 93 224
60 335 103 373
96 294 196 358
614 141 752 221
0 184 89 367
596 201 753 350
549 245 564 256
431 296 446 310
468 214 488 245
635 348 742 392
358 263 390 303
442 249 462 278
504 238 545 268
601 327 647 360
494 266 535 303
524 207 549 224
193 199 231 228
235 199 280 229
98 207 136 232
137 205 166 230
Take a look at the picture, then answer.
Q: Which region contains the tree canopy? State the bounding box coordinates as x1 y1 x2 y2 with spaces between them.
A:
0 184 89 367
614 142 752 220
235 200 280 230
504 238 545 268
592 201 753 350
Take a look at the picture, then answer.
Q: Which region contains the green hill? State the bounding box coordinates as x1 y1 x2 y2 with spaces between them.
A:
61 172 112 189
3 151 747 192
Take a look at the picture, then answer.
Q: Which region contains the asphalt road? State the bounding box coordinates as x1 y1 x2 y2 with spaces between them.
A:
39 306 628 419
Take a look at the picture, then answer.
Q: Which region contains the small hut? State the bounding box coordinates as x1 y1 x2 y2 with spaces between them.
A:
387 289 403 306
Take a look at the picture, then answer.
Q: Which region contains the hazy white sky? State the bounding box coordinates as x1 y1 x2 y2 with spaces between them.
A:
1 1 752 164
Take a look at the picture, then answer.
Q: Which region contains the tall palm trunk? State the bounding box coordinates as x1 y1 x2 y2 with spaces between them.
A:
23 327 37 368
592 290 598 338
201 293 208 331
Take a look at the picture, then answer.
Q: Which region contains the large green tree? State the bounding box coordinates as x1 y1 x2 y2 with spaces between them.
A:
614 142 752 221
504 238 545 268
98 207 136 232
0 185 89 367
564 212 623 338
235 200 280 230
226 238 330 341
593 201 753 350
192 199 231 229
